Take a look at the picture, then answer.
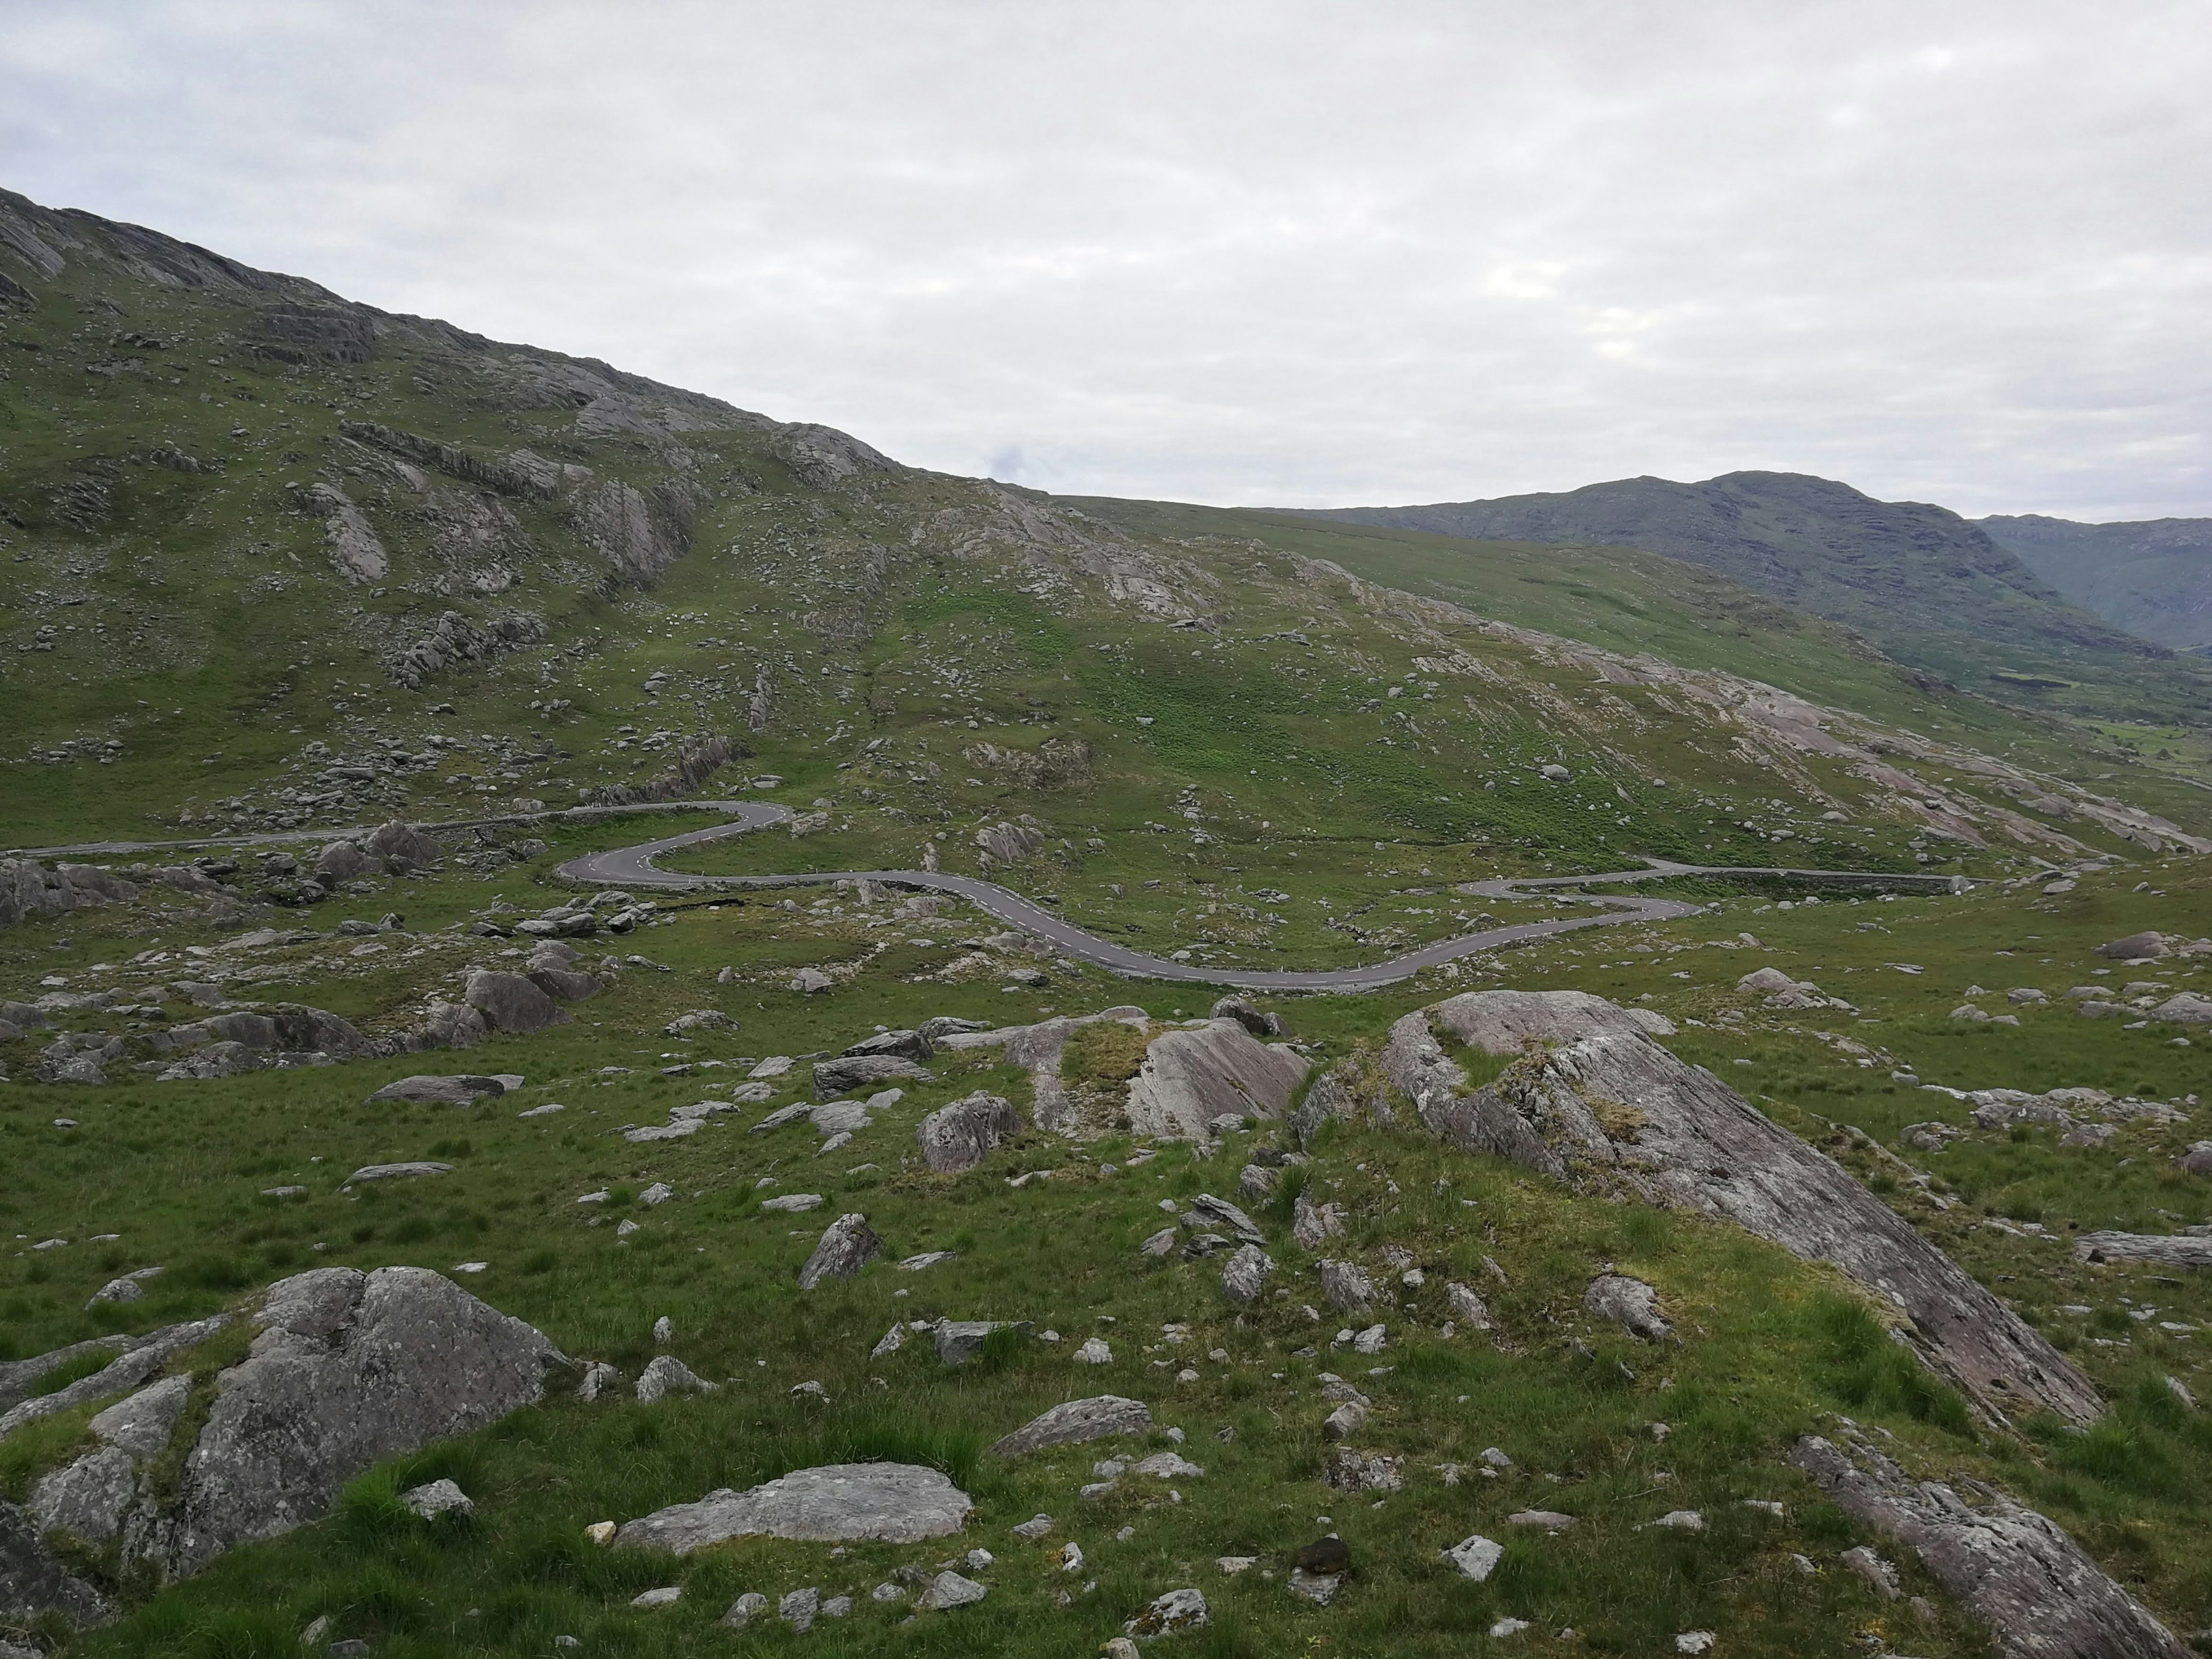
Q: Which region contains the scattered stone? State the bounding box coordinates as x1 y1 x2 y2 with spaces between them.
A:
919 1571 987 1610
576 1363 620 1401
1319 1260 1375 1315
1287 1568 1343 1605
631 1586 681 1608
1507 1510 1577 1532
720 1592 768 1628
398 1479 474 1520
1323 1448 1403 1491
1323 1402 1368 1441
1011 1514 1055 1539
1839 1544 1901 1599
464 970 568 1035
1075 1338 1113 1364
1292 1192 1347 1249
1444 1282 1493 1330
634 1355 715 1404
344 1161 452 1185
779 1586 820 1631
1125 1587 1209 1635
813 1053 932 1097
1141 1227 1178 1257
1444 1533 1503 1581
935 1320 1023 1366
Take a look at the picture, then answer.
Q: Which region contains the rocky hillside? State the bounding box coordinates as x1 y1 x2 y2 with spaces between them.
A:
5 187 2212 1659
1982 514 2212 654
1300 472 2212 730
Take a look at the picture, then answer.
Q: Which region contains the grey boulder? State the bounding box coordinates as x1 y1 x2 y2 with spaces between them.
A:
1585 1274 1672 1342
465 970 568 1035
916 1090 1022 1174
987 1395 1154 1458
156 1267 563 1573
1124 1020 1309 1142
614 1463 972 1552
366 1074 510 1106
1221 1244 1272 1304
797 1214 884 1289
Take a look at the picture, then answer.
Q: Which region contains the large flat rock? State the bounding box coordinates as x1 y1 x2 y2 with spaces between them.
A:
1791 1432 2188 1659
614 1462 972 1552
1382 999 2099 1427
1124 1019 1309 1142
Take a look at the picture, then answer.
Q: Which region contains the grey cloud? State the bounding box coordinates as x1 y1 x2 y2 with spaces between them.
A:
2 0 2205 518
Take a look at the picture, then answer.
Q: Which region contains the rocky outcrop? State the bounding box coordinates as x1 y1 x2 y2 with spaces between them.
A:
365 1074 513 1106
155 1268 562 1573
1381 991 2099 1426
3 1270 562 1628
573 479 690 586
615 1463 967 1554
300 481 387 584
0 1317 230 1439
975 821 1046 865
1790 1432 2190 1658
0 859 138 929
934 1006 1149 1136
385 609 546 690
916 1092 1021 1174
768 423 900 488
1123 1020 1310 1142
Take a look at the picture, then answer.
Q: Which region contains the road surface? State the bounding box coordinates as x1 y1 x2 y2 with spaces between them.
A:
20 798 1963 993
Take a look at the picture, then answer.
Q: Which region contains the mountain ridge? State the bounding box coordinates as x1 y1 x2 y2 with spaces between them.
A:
1294 472 2212 724
1981 512 2212 653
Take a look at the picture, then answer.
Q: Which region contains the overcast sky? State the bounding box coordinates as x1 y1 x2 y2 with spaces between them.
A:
5 2 2207 518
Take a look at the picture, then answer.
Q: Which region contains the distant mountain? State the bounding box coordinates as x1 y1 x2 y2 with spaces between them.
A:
1301 472 2199 711
1981 514 2212 653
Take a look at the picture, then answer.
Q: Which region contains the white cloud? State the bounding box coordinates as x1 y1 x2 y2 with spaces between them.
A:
2 0 2205 519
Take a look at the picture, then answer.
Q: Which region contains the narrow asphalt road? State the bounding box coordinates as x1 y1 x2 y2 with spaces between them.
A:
21 799 1963 993
551 802 1965 992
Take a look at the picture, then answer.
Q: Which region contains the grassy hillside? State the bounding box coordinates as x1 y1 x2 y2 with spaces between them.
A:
6 187 2212 1658
1296 473 2212 736
1983 514 2212 654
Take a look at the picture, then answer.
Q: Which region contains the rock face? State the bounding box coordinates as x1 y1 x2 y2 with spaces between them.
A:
987 1396 1153 1458
797 1214 884 1289
1 1501 111 1630
916 1092 1022 1174
1382 992 2100 1426
614 1464 971 1552
1791 1433 2190 1659
157 1268 563 1573
465 969 568 1035
1124 1020 1310 1142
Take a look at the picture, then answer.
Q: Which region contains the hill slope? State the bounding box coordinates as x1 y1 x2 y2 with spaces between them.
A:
1300 472 2212 728
1982 513 2212 653
6 188 2212 1659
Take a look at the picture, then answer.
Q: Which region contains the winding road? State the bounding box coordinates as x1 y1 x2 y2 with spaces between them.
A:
19 799 1965 993
550 800 1965 991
